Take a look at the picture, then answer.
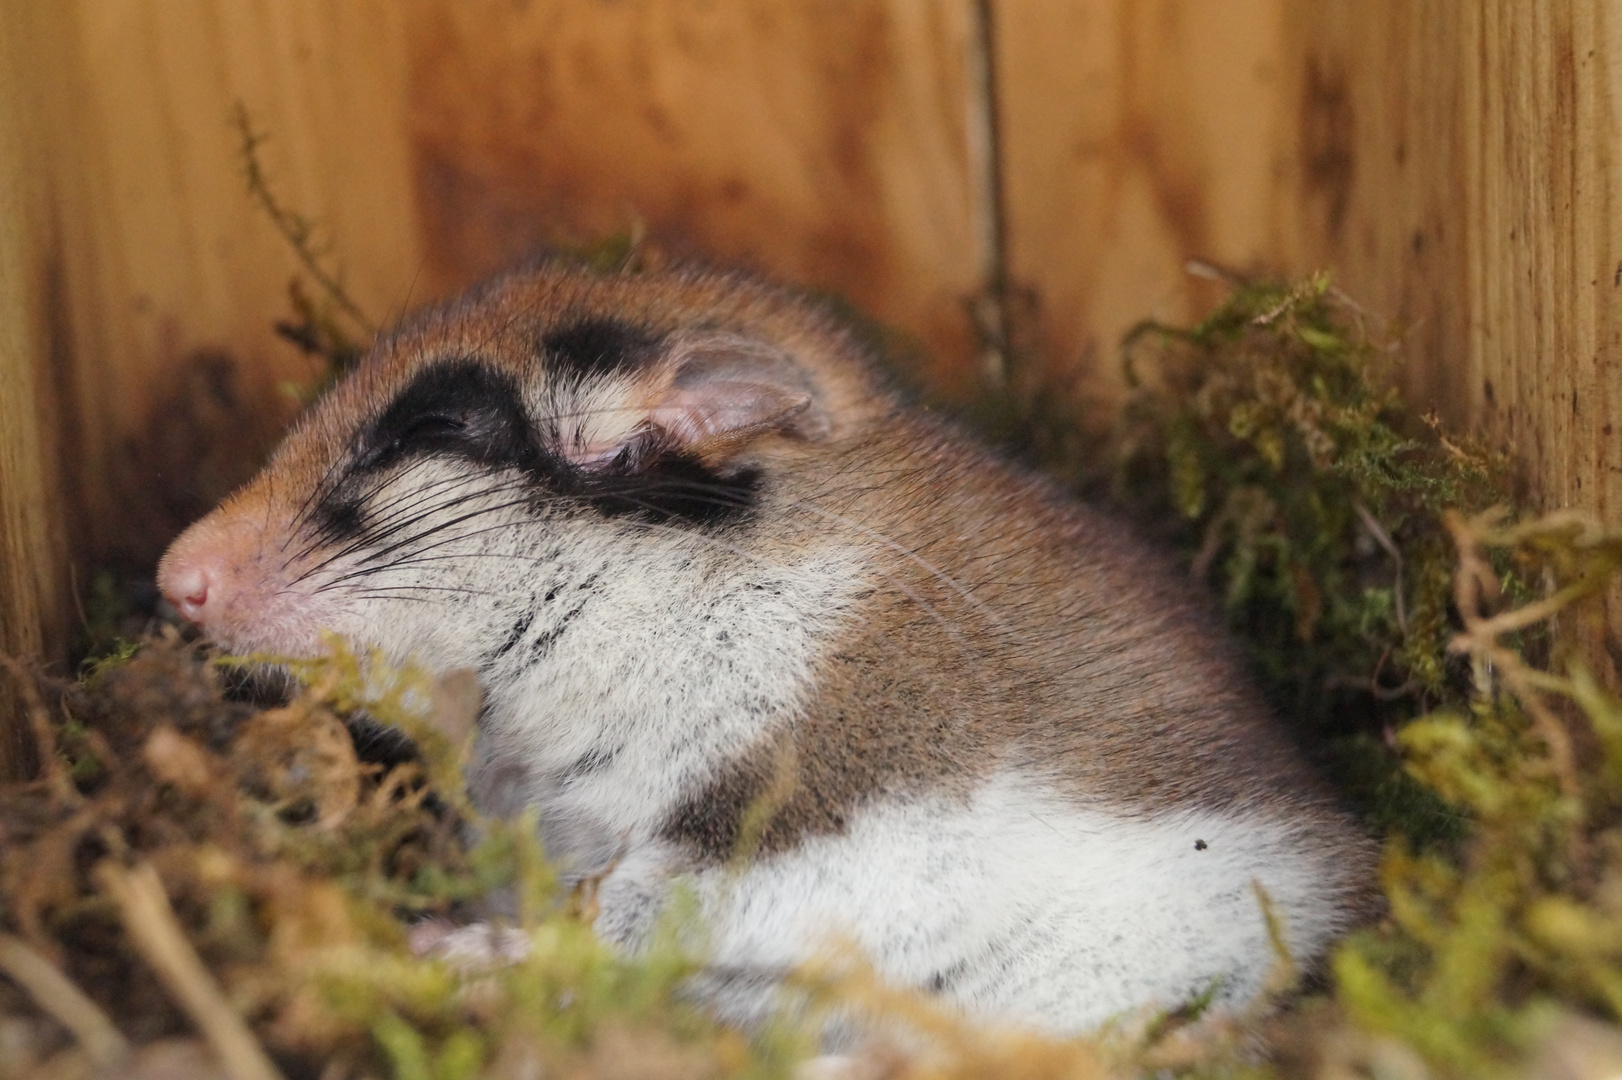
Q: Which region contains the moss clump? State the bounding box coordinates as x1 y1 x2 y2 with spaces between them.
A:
966 269 1622 1076
13 516 1620 1078
1 632 1210 1079
0 635 807 1078
1064 272 1622 1078
1098 274 1512 842
1326 510 1622 1078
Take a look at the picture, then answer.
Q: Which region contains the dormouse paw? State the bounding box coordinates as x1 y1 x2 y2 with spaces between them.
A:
793 1052 892 1080
408 919 531 968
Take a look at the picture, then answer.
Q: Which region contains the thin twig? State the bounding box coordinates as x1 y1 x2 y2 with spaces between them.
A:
98 861 286 1080
726 742 800 874
1353 500 1407 635
1464 584 1600 642
1184 258 1243 284
0 932 130 1067
0 656 76 803
1445 512 1582 805
230 102 375 338
1251 880 1299 1000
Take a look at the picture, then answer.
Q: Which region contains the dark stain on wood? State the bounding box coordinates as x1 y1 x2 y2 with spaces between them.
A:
400 4 972 385
115 350 284 570
1300 55 1356 240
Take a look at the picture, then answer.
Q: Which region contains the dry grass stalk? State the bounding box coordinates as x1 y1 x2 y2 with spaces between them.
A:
0 932 129 1068
1446 509 1606 808
0 657 75 805
97 861 285 1080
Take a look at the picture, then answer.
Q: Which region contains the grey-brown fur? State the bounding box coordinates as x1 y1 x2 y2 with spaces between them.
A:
159 260 1377 1036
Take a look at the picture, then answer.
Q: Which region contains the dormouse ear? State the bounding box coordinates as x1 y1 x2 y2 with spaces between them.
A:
645 332 831 460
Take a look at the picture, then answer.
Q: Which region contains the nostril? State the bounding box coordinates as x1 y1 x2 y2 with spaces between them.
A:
161 566 213 624
158 514 264 635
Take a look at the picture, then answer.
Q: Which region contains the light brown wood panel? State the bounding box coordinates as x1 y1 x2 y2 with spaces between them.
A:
17 0 994 583
6 0 1619 716
0 2 69 777
1276 2 1622 679
402 0 991 395
993 0 1290 400
1001 0 1622 678
26 0 425 572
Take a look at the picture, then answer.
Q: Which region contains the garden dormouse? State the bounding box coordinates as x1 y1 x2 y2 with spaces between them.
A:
157 262 1373 1036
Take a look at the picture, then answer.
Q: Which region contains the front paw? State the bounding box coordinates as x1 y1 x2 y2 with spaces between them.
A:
408 919 531 968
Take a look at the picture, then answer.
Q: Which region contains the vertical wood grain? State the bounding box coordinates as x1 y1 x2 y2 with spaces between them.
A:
4 0 1620 720
30 0 426 572
1276 2 1622 680
403 0 989 396
0 2 68 777
994 0 1289 401
15 0 993 587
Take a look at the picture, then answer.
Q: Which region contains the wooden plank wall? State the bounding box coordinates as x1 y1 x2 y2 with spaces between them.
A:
1280 3 1622 675
7 0 995 580
999 2 1622 670
0 2 68 776
11 0 426 579
405 3 992 395
996 0 1290 402
2 1 1619 774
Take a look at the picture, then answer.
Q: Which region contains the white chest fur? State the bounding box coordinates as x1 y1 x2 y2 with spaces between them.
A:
437 512 1350 1037
595 772 1349 1037
470 524 872 851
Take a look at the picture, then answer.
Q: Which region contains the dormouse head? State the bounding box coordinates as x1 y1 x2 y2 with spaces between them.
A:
156 265 878 667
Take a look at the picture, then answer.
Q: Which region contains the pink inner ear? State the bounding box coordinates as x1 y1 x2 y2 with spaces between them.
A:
564 440 635 469
560 332 826 469
649 381 812 449
558 382 809 469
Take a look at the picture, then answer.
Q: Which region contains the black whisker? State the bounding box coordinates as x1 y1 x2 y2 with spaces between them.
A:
289 478 536 586
318 518 560 586
357 496 542 569
327 582 505 599
283 446 352 552
284 457 463 570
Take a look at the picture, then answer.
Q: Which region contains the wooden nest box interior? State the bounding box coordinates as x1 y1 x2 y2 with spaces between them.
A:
2 3 1620 776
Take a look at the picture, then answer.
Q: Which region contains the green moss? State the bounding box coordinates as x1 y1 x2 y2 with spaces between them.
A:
959 270 1622 1076
0 634 817 1077
1092 273 1515 844
1320 513 1622 1077
1062 273 1622 1077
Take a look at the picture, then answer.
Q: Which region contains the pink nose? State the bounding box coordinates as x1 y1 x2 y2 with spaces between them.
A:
160 563 215 624
157 517 253 630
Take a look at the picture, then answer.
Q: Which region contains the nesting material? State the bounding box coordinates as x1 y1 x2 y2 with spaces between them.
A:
4 273 1622 1079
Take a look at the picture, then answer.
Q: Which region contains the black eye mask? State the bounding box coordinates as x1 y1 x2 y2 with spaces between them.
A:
359 358 537 474
317 357 761 543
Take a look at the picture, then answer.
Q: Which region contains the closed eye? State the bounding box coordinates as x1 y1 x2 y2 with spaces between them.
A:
355 358 535 473
358 412 468 468
396 414 467 449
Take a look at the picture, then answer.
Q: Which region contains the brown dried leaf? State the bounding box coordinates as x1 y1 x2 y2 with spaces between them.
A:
231 704 360 828
582 1021 722 1080
261 867 361 965
142 727 226 801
